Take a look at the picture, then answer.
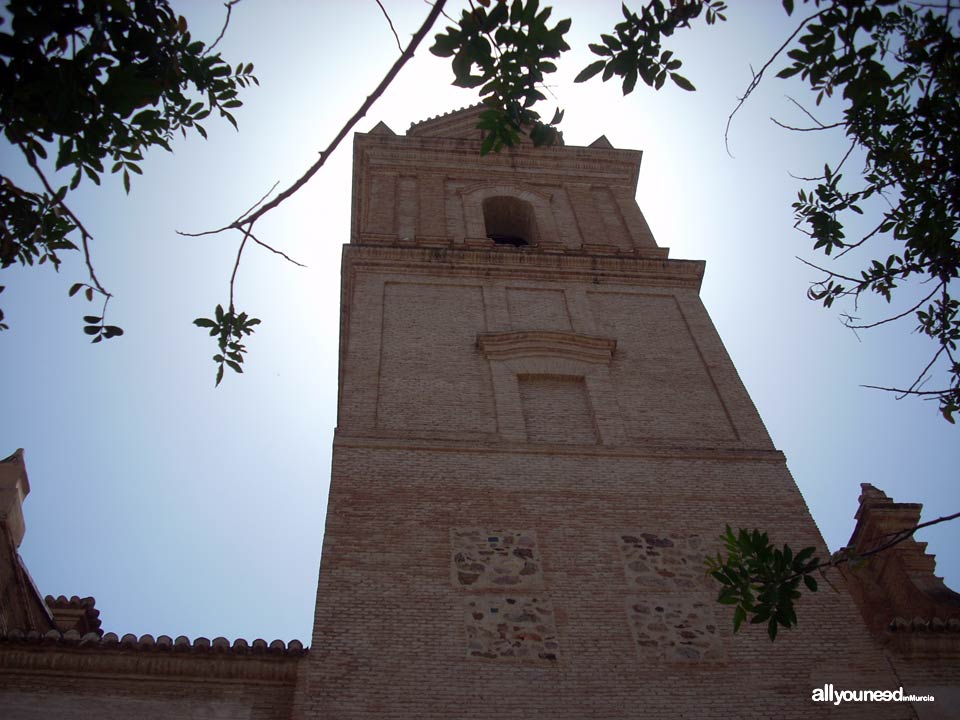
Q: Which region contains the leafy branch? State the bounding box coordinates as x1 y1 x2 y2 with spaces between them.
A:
574 0 727 94
708 508 960 640
430 0 571 153
182 0 449 384
0 0 255 341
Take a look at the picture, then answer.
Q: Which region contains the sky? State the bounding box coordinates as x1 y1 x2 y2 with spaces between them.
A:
2 1 957 645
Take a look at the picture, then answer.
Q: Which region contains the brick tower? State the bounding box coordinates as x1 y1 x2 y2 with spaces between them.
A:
294 107 908 719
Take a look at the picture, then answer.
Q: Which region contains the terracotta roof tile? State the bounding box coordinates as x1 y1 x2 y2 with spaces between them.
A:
0 628 307 655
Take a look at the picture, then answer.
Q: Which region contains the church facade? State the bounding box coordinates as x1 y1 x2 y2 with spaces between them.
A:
1 107 958 718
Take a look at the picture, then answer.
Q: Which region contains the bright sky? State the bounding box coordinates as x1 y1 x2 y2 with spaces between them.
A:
2 1 957 644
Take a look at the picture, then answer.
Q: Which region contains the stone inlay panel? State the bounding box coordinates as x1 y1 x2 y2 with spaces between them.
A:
619 532 710 591
451 529 542 589
626 594 724 662
464 596 559 662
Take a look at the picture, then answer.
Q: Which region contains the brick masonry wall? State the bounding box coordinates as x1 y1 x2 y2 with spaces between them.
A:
0 664 298 720
296 446 909 719
297 264 908 717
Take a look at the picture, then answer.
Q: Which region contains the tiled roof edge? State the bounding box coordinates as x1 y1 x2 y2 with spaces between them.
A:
889 616 960 633
407 104 480 132
0 628 307 655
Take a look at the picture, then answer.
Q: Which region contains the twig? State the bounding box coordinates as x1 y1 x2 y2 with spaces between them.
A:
724 9 827 157
774 509 960 586
862 385 952 396
248 231 306 267
771 117 843 132
785 94 832 128
789 140 857 181
796 255 863 284
229 224 253 312
842 282 943 330
850 509 960 559
207 0 241 55
835 215 887 258
239 180 280 219
375 0 404 53
865 345 947 400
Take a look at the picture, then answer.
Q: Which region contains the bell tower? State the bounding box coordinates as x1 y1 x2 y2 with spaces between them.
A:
294 107 906 719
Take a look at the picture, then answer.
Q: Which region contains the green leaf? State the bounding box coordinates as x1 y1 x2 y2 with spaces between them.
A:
733 605 747 632
574 60 606 83
69 283 83 297
670 73 696 91
775 65 801 79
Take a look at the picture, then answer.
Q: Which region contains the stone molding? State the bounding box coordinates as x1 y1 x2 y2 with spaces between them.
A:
357 137 643 188
477 331 616 364
342 244 701 289
332 432 788 463
475 329 623 444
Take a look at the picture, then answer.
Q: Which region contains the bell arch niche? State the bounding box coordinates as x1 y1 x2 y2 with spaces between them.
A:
460 184 561 249
483 195 537 247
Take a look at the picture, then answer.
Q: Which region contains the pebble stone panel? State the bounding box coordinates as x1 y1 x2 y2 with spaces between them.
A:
619 531 725 662
464 596 560 662
450 528 543 590
626 594 724 662
619 532 711 592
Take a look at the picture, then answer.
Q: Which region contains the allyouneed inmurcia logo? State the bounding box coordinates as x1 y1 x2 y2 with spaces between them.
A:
812 684 935 706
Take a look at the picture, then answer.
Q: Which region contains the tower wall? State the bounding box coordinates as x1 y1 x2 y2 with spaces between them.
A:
295 115 909 718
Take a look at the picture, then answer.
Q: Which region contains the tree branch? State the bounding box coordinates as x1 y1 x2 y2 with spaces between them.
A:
207 0 241 55
236 0 447 228
843 509 960 562
19 146 111 298
842 281 943 330
863 345 948 399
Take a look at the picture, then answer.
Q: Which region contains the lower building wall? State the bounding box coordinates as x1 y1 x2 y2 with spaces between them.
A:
293 441 915 720
0 649 300 720
0 674 297 720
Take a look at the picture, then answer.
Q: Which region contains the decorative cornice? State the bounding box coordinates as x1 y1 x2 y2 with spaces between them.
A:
477 331 616 364
342 244 703 289
0 629 306 683
332 432 787 463
357 140 641 187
